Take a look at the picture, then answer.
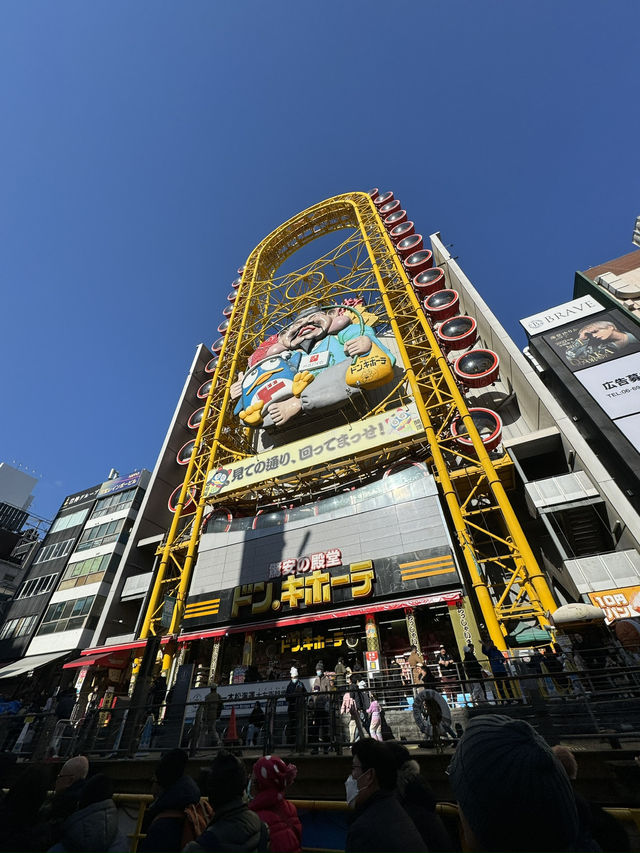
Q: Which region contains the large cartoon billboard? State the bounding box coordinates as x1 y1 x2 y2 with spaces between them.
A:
230 303 397 430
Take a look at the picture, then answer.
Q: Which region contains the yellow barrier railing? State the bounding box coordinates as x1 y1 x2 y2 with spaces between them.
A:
8 791 634 852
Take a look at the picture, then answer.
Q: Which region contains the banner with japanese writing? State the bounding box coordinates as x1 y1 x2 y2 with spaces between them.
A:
204 405 424 498
541 309 640 373
574 352 640 420
588 585 640 625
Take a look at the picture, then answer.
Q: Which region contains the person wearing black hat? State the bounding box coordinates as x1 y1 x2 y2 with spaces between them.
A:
448 715 582 851
385 741 454 851
139 748 201 852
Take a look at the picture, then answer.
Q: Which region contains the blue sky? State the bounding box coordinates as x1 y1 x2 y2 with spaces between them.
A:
1 1 638 521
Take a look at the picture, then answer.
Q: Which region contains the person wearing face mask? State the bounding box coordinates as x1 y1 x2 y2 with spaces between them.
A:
285 667 307 749
345 740 427 852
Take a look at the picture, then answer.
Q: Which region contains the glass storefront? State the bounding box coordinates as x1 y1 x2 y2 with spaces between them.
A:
184 599 460 687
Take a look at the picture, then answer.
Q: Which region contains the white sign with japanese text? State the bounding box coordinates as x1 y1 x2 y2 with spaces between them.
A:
204 404 424 498
574 352 640 420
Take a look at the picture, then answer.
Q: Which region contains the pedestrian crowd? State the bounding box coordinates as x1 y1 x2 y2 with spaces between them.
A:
0 713 632 852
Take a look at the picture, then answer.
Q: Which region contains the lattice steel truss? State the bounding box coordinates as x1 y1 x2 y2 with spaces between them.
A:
141 192 556 655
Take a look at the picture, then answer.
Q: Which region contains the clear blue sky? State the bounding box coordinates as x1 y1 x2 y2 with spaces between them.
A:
1 1 638 521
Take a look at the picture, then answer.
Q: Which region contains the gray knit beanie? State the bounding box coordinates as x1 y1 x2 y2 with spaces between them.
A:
448 715 579 852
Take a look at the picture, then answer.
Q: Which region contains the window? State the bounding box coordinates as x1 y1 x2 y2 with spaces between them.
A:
90 489 139 519
36 594 102 635
16 574 57 599
0 614 38 640
76 519 129 551
33 538 74 564
48 507 90 534
58 554 113 590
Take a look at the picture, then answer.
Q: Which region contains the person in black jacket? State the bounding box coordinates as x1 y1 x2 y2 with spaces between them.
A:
285 667 307 747
385 741 454 852
139 748 201 852
0 765 50 852
463 643 486 704
553 745 629 852
345 740 427 852
41 755 90 847
184 750 268 852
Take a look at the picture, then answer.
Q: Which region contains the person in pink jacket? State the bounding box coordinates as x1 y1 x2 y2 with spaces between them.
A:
249 755 302 853
368 693 383 741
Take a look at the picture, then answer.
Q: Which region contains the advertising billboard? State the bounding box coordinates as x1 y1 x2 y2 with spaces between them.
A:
523 300 640 457
520 296 605 336
588 585 640 624
204 404 423 498
540 310 640 373
183 547 458 631
98 471 142 497
573 352 640 419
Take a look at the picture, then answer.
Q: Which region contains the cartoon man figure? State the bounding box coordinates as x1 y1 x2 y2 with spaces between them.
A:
269 304 395 427
230 304 396 429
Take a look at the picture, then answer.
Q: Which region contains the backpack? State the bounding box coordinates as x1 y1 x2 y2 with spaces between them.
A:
153 800 214 848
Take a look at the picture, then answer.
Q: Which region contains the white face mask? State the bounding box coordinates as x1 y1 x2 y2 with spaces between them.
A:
316 670 322 677
292 676 298 682
345 774 359 807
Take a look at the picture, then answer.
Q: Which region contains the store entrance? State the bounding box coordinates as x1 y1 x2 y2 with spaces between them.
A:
217 618 368 684
188 600 462 687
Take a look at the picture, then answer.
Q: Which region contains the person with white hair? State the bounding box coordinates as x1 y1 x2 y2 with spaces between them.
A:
285 667 307 748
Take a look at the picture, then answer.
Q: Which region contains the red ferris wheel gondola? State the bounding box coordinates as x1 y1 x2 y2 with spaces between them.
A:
187 407 206 430
397 234 424 257
374 191 394 208
197 379 213 399
413 268 445 299
378 199 401 219
451 408 503 452
437 315 478 352
423 289 459 322
404 249 433 277
168 484 197 514
453 349 500 388
384 209 408 229
176 439 197 465
389 221 415 242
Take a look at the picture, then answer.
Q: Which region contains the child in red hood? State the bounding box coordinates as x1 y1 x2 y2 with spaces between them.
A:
249 755 302 853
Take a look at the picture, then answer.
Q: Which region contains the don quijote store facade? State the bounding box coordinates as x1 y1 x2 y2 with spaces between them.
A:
179 457 470 693
74 191 568 710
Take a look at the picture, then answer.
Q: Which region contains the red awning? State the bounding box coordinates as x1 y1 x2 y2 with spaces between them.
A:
178 591 463 643
63 650 130 670
78 636 171 658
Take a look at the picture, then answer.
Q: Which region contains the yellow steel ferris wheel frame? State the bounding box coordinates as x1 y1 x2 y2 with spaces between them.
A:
140 191 556 661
